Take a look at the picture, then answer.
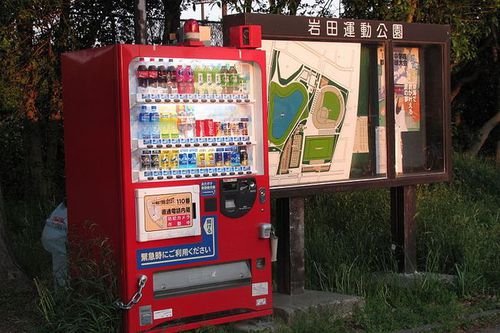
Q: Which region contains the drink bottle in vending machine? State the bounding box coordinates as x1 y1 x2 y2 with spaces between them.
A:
62 39 271 333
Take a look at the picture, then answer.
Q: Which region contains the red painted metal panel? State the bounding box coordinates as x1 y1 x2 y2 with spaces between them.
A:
63 44 271 333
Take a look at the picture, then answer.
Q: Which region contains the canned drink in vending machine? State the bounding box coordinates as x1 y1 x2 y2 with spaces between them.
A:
239 121 248 136
215 149 224 166
223 122 231 136
204 119 215 137
206 148 215 167
140 150 151 170
197 149 206 168
223 149 232 166
231 122 240 136
195 120 204 137
170 149 179 169
231 147 241 166
188 149 197 169
240 147 249 166
179 150 188 169
214 122 222 137
150 150 160 169
160 150 170 169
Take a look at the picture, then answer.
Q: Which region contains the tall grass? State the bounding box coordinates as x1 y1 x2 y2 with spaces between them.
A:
4 200 55 279
302 154 500 331
35 235 121 332
417 154 500 294
3 154 498 332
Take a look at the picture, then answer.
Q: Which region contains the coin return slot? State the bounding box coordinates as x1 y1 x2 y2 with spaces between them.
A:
225 199 236 211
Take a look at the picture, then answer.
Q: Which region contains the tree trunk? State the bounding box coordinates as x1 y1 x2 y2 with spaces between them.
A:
405 0 418 23
134 0 147 44
467 111 500 156
161 0 181 45
222 1 228 16
451 70 481 102
288 0 301 15
23 120 48 202
467 70 500 156
244 0 253 13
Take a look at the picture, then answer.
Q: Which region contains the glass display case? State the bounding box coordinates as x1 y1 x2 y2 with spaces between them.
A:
128 57 265 182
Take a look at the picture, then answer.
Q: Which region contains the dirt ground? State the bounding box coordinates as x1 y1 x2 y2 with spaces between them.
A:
0 281 40 333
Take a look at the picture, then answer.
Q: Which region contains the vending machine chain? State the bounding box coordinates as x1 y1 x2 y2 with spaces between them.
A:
116 275 148 310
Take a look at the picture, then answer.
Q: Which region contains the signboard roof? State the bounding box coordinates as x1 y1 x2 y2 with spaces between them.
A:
223 13 450 43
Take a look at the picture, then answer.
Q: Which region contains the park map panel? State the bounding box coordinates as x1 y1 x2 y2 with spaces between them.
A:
262 41 361 187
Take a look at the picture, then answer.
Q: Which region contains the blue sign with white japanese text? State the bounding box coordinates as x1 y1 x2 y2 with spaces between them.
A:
200 181 216 197
136 216 218 269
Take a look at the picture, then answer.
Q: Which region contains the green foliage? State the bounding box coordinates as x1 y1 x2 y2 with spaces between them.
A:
4 200 53 278
300 153 499 331
417 154 500 293
304 189 394 295
35 237 121 333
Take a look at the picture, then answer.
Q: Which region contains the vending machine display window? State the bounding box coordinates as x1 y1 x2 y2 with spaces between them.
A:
129 57 265 183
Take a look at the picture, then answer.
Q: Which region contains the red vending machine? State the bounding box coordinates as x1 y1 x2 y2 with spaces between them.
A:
62 43 272 332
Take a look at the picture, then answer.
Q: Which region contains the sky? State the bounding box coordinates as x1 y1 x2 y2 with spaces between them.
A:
180 1 342 22
181 2 227 22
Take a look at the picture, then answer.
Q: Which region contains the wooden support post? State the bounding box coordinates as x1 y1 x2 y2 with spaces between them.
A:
275 197 305 295
390 186 417 273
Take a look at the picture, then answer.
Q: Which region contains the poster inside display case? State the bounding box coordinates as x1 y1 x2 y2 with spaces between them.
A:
261 41 389 188
262 40 361 187
393 47 421 174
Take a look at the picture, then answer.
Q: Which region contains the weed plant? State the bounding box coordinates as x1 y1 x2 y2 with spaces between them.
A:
35 234 121 333
302 154 499 332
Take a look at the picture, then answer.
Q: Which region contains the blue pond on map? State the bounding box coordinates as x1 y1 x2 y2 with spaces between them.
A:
271 90 305 140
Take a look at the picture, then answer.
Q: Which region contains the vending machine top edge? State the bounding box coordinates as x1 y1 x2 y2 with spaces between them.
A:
62 37 272 332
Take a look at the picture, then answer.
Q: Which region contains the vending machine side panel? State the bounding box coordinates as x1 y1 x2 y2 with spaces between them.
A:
62 46 126 280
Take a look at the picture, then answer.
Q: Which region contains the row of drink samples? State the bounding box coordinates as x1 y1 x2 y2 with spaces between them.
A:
135 58 250 96
139 146 250 171
136 105 250 143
